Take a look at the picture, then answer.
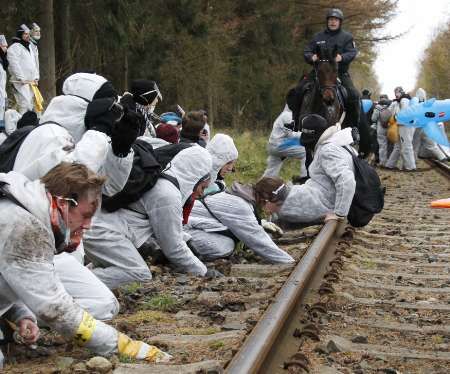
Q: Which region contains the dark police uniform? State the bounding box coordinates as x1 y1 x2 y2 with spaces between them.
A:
302 28 360 126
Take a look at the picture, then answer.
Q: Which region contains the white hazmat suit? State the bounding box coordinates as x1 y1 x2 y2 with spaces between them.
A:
7 41 39 114
279 127 356 223
263 106 307 178
84 146 213 289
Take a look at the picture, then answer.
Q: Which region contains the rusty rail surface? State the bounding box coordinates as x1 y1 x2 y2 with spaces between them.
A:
225 220 339 374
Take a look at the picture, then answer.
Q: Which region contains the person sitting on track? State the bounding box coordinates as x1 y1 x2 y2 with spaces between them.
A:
256 114 357 224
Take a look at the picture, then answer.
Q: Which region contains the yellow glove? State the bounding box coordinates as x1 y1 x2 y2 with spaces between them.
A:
118 333 172 363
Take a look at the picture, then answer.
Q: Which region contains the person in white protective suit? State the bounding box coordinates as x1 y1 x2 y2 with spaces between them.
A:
371 94 391 166
263 104 307 181
7 25 39 114
12 73 140 320
29 23 40 78
185 133 294 263
262 114 356 224
83 146 213 289
0 163 171 364
385 86 416 170
0 35 8 131
412 88 448 162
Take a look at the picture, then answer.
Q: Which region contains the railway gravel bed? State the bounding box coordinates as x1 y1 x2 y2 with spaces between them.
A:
2 227 319 373
292 163 450 374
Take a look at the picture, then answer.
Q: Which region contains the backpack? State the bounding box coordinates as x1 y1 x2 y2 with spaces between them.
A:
378 106 392 128
0 126 36 173
343 146 385 227
102 140 188 212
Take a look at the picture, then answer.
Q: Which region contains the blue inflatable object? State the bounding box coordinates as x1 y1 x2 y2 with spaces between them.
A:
361 99 373 114
396 98 450 146
278 137 301 150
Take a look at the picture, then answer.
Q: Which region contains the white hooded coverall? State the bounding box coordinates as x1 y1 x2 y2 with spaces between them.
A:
83 146 213 289
12 73 133 320
7 41 39 114
185 192 295 263
279 127 356 223
0 172 119 355
385 98 416 170
263 106 307 178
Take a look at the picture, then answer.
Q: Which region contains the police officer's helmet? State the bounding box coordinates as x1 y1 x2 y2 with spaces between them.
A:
326 8 344 21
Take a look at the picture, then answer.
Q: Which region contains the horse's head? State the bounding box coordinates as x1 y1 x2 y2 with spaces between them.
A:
314 43 338 105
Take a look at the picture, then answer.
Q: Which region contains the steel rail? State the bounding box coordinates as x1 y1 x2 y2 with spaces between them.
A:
225 220 339 374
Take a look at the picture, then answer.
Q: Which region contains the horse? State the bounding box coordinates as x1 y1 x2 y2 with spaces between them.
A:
291 43 373 159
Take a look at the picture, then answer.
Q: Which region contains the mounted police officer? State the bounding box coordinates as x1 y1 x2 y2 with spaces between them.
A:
303 8 360 127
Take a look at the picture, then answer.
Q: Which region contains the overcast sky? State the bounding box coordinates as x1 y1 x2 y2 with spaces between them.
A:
373 0 450 97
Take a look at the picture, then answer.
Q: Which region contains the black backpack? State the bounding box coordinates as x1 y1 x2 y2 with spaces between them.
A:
0 126 37 173
343 146 385 227
102 140 189 212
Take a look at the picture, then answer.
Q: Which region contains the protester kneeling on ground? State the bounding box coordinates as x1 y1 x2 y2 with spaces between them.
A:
83 146 213 289
256 114 356 224
185 134 294 263
0 162 171 362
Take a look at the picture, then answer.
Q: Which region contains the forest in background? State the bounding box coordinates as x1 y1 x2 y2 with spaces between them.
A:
417 22 450 99
1 0 399 129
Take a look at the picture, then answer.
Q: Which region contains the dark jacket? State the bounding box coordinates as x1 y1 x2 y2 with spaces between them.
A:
304 28 357 75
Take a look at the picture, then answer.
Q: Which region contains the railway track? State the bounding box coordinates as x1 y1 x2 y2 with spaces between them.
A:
4 160 449 374
228 159 450 374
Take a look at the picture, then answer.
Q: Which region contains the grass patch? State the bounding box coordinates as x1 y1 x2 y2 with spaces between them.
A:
142 294 179 312
120 282 142 295
218 129 301 185
124 310 175 324
175 326 220 335
118 354 135 363
209 340 225 350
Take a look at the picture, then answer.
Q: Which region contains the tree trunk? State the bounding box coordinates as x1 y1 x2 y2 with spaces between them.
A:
37 0 56 101
55 0 71 93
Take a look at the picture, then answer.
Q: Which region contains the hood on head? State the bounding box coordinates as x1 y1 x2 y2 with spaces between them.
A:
206 134 238 183
62 73 108 102
415 88 427 102
0 171 50 228
164 146 212 204
318 126 354 149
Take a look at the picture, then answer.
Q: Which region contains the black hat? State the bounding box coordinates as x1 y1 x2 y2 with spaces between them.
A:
17 111 38 129
326 8 344 21
299 114 330 148
130 79 162 106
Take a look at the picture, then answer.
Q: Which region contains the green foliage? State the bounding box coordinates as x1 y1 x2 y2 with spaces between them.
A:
142 294 180 312
120 282 142 295
209 340 225 350
223 129 301 184
1 0 399 127
417 23 450 99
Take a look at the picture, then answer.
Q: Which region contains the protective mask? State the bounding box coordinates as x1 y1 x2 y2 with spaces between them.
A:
32 34 41 41
49 194 80 253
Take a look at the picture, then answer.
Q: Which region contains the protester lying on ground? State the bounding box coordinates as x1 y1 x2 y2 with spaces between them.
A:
185 181 295 263
257 114 356 224
0 163 171 362
179 111 207 147
263 100 307 182
83 146 213 289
